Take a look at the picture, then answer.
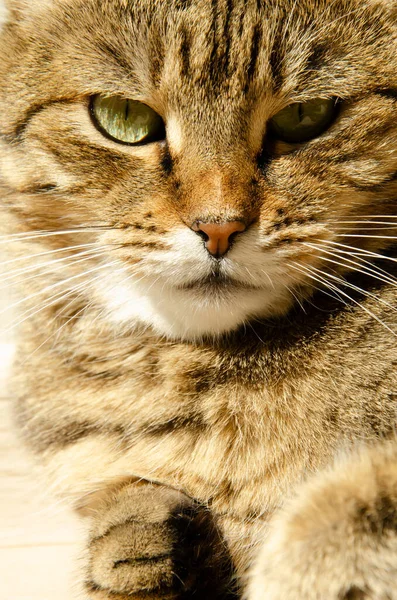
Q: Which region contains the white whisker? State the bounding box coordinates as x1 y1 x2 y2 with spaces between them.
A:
259 268 276 290
304 263 397 337
284 283 306 313
21 270 120 361
335 215 397 219
0 242 104 268
316 263 397 313
0 260 117 317
0 227 113 244
312 243 396 283
2 261 119 334
303 242 397 289
0 248 108 287
335 221 397 225
336 227 397 231
289 262 348 304
313 239 397 265
335 234 397 239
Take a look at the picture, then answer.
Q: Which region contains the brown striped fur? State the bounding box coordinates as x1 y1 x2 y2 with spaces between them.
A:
1 0 397 598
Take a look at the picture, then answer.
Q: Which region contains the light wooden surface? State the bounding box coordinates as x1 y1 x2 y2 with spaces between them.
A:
0 373 84 599
0 283 84 598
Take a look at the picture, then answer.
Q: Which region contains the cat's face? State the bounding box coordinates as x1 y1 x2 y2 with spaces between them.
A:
0 0 396 340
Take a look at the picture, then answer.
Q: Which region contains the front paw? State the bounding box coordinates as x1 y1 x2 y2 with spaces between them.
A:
247 442 397 600
83 481 236 599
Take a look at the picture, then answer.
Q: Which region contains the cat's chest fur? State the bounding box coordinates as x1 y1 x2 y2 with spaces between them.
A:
17 292 396 520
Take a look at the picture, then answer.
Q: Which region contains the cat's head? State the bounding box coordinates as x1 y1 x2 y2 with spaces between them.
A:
0 0 396 340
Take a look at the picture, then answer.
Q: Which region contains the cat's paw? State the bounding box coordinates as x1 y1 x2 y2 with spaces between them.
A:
83 481 236 600
246 441 397 600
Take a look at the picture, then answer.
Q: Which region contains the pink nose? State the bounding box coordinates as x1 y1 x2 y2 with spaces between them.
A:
191 221 246 257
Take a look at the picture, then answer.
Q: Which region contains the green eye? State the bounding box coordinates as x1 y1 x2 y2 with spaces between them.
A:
91 95 165 145
269 98 337 143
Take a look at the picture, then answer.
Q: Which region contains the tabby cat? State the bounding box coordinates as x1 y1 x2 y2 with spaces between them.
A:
1 0 397 598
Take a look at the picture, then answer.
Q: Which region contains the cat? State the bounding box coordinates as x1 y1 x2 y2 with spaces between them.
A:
1 0 397 598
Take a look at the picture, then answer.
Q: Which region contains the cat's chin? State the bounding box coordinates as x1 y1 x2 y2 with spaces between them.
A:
97 272 293 342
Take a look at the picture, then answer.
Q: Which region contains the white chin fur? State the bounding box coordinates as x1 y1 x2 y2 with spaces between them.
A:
96 267 292 341
95 228 294 341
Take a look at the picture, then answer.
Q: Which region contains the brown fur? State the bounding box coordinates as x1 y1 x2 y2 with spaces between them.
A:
1 0 397 598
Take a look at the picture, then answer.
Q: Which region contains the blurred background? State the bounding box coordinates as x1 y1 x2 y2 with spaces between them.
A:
0 279 84 599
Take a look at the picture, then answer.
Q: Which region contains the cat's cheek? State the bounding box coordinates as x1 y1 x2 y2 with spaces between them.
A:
0 142 75 194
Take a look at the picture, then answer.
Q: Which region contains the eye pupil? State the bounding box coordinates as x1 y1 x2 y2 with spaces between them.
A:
269 98 337 143
91 95 165 145
298 103 303 121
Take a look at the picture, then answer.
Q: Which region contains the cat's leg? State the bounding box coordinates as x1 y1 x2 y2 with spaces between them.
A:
79 478 238 600
246 439 397 600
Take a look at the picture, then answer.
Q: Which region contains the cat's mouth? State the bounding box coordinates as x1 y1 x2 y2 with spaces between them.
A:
177 273 262 292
